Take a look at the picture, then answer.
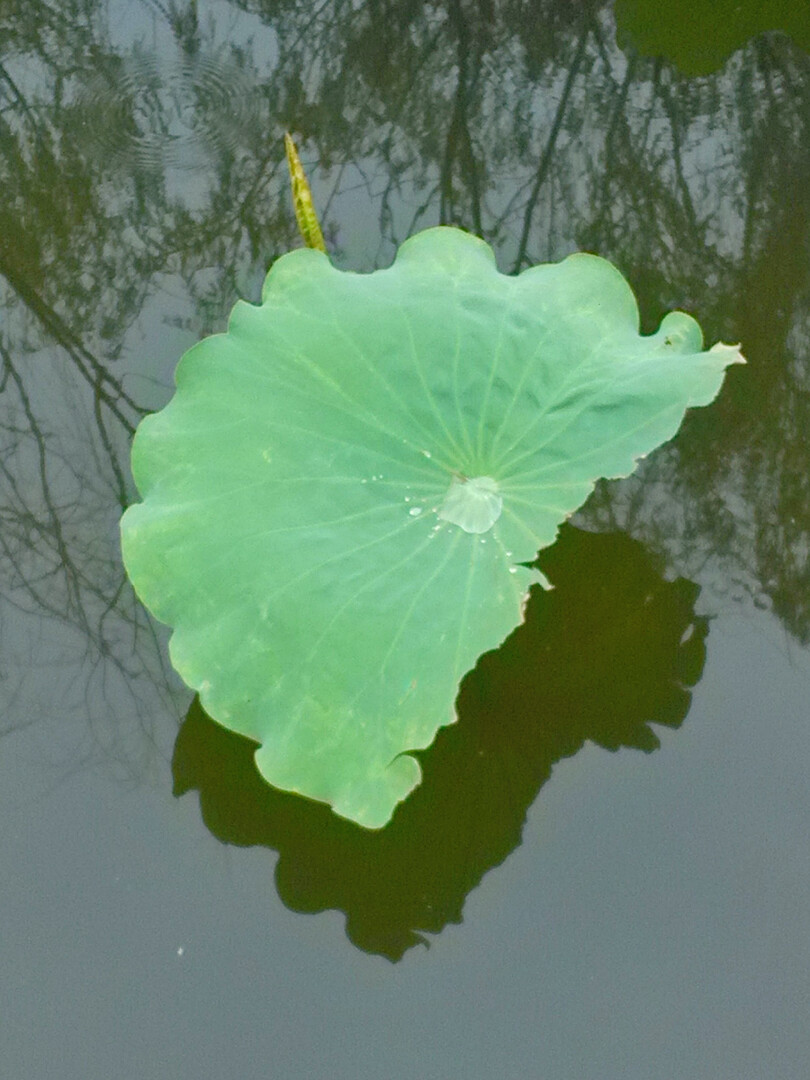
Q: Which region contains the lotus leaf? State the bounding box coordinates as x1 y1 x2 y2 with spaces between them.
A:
121 226 741 827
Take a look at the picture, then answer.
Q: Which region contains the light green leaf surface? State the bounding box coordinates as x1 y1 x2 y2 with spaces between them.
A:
121 226 741 827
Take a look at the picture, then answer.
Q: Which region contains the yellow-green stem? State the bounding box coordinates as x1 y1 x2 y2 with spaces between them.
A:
284 132 327 253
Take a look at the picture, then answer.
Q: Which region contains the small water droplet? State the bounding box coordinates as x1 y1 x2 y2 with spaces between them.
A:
421 449 432 458
409 507 422 516
508 567 518 573
404 495 411 502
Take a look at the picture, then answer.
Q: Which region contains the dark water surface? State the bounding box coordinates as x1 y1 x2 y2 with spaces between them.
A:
2 1 810 1077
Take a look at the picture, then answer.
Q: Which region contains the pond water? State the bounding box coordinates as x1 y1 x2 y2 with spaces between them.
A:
2 1 810 1077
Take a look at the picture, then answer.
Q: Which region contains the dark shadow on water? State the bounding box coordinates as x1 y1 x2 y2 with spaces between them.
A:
172 524 708 961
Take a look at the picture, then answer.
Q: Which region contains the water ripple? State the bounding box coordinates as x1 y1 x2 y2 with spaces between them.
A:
76 52 257 170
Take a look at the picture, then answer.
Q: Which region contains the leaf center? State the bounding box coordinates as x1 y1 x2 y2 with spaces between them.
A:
437 476 503 534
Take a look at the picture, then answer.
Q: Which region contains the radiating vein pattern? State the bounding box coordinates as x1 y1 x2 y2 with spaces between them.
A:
121 227 741 827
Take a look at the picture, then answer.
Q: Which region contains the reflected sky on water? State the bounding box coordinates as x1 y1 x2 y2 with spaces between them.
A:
1 1 810 1077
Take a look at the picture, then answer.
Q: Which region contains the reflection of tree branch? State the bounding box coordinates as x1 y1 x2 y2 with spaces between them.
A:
512 23 591 272
137 0 173 22
587 27 635 235
0 256 144 432
0 362 152 698
0 61 42 130
656 74 700 238
0 339 90 633
92 371 129 510
440 0 483 233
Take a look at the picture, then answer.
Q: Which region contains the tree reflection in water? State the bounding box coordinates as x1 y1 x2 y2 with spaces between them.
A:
0 2 807 871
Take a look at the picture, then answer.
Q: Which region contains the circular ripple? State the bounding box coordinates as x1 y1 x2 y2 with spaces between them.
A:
76 52 256 170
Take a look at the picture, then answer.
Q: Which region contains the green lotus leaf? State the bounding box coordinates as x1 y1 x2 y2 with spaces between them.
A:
121 226 741 828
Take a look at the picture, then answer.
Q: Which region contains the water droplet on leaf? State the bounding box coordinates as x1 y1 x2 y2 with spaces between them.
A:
438 476 502 534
